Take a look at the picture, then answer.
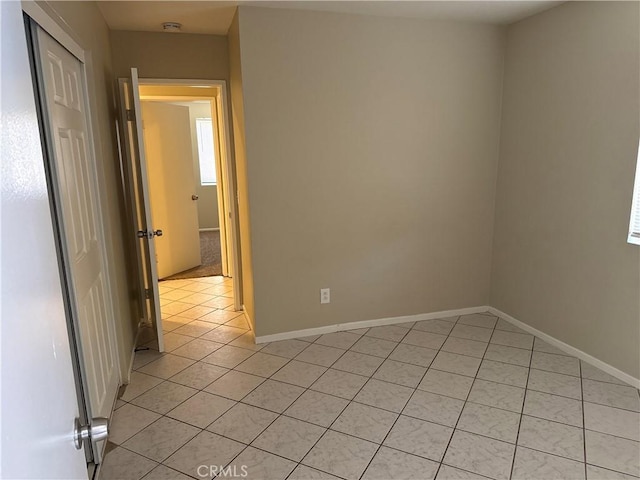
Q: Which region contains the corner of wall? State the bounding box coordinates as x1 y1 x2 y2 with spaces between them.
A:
228 8 256 331
487 24 510 308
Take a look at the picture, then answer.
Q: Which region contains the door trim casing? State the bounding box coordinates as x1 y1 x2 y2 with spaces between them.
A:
22 1 84 61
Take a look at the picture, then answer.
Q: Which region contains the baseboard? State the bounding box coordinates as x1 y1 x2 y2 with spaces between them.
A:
254 306 490 344
242 304 254 332
488 307 640 389
253 304 639 389
199 227 220 232
124 319 145 385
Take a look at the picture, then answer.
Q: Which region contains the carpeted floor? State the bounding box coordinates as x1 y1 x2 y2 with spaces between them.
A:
163 230 222 280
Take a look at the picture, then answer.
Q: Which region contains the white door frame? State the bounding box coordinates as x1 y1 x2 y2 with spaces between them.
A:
138 78 242 312
22 0 122 464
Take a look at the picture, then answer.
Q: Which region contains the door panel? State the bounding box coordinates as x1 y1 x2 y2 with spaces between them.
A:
80 274 114 409
141 101 201 278
117 69 164 351
1 3 88 477
35 26 119 462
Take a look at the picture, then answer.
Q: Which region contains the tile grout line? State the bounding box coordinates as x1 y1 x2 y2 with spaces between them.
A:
435 315 503 479
132 313 499 478
420 315 469 480
508 329 534 480
219 313 636 474
116 284 264 458
222 340 328 475
347 321 444 480
307 323 454 474
119 278 251 478
291 325 420 480
123 364 637 472
137 310 632 423
222 331 379 480
118 296 637 480
115 406 632 480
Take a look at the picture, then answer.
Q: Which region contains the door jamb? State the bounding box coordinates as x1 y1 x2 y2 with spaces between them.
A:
22 1 84 61
139 78 242 312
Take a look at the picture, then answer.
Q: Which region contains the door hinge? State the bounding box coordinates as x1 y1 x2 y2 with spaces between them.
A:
144 288 152 299
126 109 135 121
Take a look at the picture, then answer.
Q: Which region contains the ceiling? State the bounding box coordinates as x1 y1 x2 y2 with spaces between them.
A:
97 1 563 35
97 1 238 35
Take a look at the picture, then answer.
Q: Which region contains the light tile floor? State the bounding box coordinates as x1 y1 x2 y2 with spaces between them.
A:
100 277 640 480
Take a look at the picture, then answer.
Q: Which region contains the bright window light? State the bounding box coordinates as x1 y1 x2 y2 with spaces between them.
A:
196 118 216 185
628 140 640 245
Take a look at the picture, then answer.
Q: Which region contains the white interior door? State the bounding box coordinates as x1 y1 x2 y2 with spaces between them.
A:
118 68 164 351
1 3 88 477
141 101 201 278
34 25 119 462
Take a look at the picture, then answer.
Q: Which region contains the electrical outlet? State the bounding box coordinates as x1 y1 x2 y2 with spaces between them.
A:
320 288 330 304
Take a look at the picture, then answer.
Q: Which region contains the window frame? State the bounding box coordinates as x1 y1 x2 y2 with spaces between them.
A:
195 117 216 186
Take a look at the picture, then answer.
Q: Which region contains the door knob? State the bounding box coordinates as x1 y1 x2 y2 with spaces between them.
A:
154 229 163 237
74 417 109 449
192 194 199 201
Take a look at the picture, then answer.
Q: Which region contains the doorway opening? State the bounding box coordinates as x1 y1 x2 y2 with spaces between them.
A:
137 83 236 284
116 71 243 359
139 98 223 280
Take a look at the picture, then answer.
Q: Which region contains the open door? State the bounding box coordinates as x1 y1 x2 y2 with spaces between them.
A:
117 68 164 352
141 101 201 278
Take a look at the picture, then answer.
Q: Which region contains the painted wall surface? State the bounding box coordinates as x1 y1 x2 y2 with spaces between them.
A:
491 1 640 377
188 103 220 230
229 12 255 327
110 30 229 81
40 0 137 380
236 7 505 337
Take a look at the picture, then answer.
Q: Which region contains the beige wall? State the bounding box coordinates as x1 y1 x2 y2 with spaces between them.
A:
110 30 229 81
37 1 138 379
229 12 255 327
491 2 640 377
235 7 505 337
187 103 220 230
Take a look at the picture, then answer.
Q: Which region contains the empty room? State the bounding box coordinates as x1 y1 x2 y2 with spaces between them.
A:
1 1 639 480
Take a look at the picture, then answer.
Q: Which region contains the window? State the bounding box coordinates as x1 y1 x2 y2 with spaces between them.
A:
196 118 216 185
628 140 640 245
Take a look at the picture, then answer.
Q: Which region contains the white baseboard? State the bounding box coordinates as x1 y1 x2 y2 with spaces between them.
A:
254 306 490 344
254 304 639 389
199 227 220 232
241 304 254 332
124 319 145 385
488 307 640 389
